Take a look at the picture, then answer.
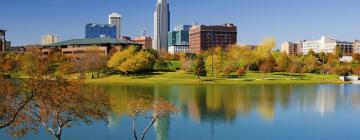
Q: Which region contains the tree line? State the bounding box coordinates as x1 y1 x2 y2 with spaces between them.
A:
178 38 360 78
1 40 360 80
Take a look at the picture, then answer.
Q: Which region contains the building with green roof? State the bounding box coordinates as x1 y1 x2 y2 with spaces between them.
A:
42 37 142 57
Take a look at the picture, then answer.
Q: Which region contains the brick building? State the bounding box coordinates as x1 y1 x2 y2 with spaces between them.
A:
133 36 152 49
189 23 237 54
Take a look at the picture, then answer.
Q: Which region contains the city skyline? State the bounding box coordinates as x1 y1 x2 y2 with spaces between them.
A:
1 0 360 46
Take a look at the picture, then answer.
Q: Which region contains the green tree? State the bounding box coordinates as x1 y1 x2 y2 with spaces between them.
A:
318 52 327 64
335 46 343 58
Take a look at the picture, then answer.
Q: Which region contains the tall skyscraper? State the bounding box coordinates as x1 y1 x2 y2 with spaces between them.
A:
109 13 122 38
153 0 170 53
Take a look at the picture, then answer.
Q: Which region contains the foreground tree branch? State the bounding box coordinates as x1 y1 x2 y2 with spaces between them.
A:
128 97 180 140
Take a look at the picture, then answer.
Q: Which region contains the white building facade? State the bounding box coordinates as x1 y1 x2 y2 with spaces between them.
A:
153 0 170 54
41 34 59 45
168 44 190 54
300 36 337 54
109 13 122 38
353 40 360 54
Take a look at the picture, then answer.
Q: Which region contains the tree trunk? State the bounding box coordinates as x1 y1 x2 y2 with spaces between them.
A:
55 134 61 140
132 117 138 140
140 117 157 140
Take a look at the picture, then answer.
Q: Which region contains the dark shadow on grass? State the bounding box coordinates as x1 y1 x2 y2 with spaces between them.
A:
222 75 241 79
273 73 290 76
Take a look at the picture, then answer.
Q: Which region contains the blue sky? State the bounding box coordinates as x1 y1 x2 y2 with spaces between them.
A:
1 0 360 47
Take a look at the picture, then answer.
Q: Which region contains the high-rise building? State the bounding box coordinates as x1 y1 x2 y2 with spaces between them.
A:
109 13 122 38
167 25 192 54
168 25 192 46
189 23 237 54
85 23 116 39
153 0 170 54
41 34 59 45
0 29 6 52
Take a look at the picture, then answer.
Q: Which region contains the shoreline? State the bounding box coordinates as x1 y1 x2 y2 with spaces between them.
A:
85 74 349 85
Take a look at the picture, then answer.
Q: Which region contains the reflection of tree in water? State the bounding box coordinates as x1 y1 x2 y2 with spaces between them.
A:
0 76 111 140
180 85 293 123
107 84 293 124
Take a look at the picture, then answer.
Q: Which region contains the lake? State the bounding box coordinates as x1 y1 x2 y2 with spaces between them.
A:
2 84 360 140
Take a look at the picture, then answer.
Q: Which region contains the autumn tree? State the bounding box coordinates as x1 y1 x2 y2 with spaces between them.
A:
259 56 275 78
236 67 247 78
179 53 195 72
255 38 276 62
108 46 155 75
322 53 339 74
333 64 352 76
352 65 360 76
0 53 22 75
194 56 207 79
128 97 179 140
288 56 304 79
21 48 48 75
307 49 316 57
0 77 34 131
352 53 360 64
206 47 224 76
1 76 110 140
274 52 290 72
303 53 318 73
83 47 108 79
318 52 327 64
32 81 110 140
226 45 256 72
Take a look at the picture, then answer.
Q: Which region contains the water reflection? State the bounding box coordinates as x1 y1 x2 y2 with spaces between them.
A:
106 84 360 124
3 83 360 140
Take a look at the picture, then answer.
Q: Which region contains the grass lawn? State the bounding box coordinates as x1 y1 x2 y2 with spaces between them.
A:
85 70 347 85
